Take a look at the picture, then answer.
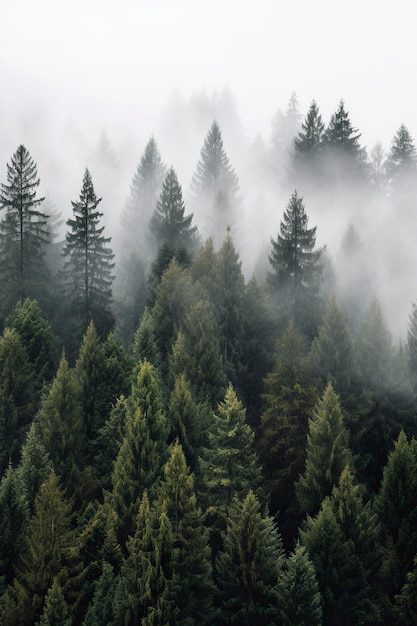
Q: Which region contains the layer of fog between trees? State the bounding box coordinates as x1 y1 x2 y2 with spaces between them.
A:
1 88 416 340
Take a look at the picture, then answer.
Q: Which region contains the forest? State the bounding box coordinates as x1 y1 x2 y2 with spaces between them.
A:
1 93 417 625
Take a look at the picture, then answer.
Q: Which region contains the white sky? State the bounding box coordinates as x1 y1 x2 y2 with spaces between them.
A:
1 0 417 150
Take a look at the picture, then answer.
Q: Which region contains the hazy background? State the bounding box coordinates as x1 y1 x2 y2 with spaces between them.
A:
1 0 417 337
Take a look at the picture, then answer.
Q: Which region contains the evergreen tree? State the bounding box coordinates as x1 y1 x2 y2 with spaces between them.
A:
94 395 128 491
385 123 417 188
61 168 115 351
16 421 52 513
0 328 36 473
0 464 29 586
133 306 162 369
199 384 262 531
6 470 77 625
190 121 239 246
277 541 323 626
268 190 324 334
36 353 85 485
292 99 325 183
295 382 351 516
150 166 198 252
38 578 72 626
159 441 213 623
270 91 302 186
257 320 318 544
5 298 59 394
215 490 284 625
322 99 368 180
0 145 50 317
81 561 116 626
395 555 417 625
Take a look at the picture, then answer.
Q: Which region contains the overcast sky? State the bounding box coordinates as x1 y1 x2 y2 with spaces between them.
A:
1 0 417 152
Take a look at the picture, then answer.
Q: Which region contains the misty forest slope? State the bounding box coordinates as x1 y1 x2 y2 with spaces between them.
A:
1 94 417 624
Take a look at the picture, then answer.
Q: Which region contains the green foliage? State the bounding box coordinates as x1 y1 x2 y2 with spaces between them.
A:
5 298 60 393
82 561 115 626
268 190 324 335
16 421 52 513
295 382 351 516
215 490 284 625
38 578 72 626
94 395 128 490
385 123 417 188
199 384 262 529
0 464 29 585
0 327 36 473
61 168 115 350
37 353 85 484
150 166 198 251
190 121 239 246
0 145 50 316
277 541 323 626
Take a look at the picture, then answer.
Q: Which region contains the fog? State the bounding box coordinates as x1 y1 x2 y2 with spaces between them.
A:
1 0 417 339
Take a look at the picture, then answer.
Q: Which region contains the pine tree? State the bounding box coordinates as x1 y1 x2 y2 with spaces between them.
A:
61 168 115 351
82 561 116 626
0 145 51 316
268 190 324 334
385 123 417 188
322 99 368 180
257 320 318 544
0 327 36 473
215 490 284 625
190 121 239 246
150 166 198 252
199 384 262 529
5 298 60 395
38 578 72 626
295 382 351 516
36 352 85 485
0 464 29 586
292 99 325 183
94 395 128 490
270 92 302 186
16 421 52 513
277 541 323 626
133 306 162 369
159 441 214 623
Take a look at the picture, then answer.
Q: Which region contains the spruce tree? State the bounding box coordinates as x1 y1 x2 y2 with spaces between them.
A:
61 168 115 351
199 384 262 530
38 578 72 626
277 541 323 626
0 328 36 473
0 464 29 586
150 166 198 252
82 561 116 626
295 382 351 516
215 490 284 625
268 190 324 335
385 123 417 188
190 121 239 246
292 99 325 183
16 421 52 513
159 441 214 623
0 145 50 316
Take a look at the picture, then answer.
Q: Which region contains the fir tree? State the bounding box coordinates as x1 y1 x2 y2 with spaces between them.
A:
385 123 417 188
61 168 115 351
295 382 351 516
0 464 29 586
38 578 72 626
215 490 284 625
81 561 116 626
190 121 239 246
292 99 325 183
150 166 198 252
0 145 50 316
268 190 324 335
16 421 52 513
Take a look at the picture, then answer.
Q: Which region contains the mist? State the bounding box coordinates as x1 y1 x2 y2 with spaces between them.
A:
2 0 417 340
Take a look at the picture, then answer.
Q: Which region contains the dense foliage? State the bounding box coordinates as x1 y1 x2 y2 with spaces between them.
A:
1 101 417 624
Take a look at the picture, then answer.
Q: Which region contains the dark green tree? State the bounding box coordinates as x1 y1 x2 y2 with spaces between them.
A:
268 190 324 334
150 166 198 252
385 123 417 189
36 352 85 485
190 121 239 246
61 168 115 350
38 578 72 626
277 541 323 626
395 555 417 625
16 421 52 513
295 382 351 516
133 306 162 369
0 145 51 317
0 464 29 586
94 395 128 491
81 561 116 626
257 320 318 544
292 99 325 183
215 490 284 625
199 384 262 530
322 99 368 180
159 441 214 623
0 328 36 473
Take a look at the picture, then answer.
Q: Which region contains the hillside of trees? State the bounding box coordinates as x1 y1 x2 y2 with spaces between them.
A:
1 95 417 624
